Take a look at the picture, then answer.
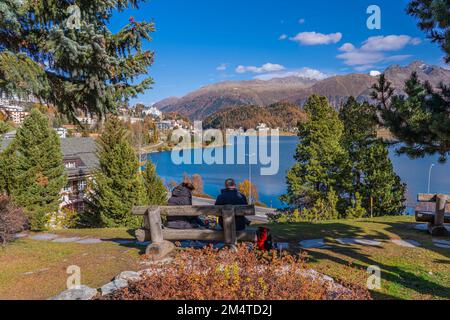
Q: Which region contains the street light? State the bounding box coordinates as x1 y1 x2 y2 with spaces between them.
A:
427 163 435 194
246 153 256 205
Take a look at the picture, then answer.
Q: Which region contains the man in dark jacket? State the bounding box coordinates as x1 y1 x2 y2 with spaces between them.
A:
166 182 201 229
215 179 250 231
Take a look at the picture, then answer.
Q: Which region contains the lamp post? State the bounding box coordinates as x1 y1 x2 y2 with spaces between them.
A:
427 163 435 194
246 153 256 204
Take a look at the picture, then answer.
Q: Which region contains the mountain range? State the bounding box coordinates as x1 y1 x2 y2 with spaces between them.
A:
155 61 450 120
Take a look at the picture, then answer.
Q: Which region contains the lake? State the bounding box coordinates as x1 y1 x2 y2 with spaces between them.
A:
148 136 449 211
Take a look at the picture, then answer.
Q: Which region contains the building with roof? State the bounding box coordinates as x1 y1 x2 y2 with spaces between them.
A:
60 138 98 213
1 137 98 213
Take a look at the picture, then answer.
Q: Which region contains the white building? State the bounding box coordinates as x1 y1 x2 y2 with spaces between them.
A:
256 123 269 131
142 106 162 118
76 116 97 126
55 127 68 139
2 105 28 125
118 116 143 124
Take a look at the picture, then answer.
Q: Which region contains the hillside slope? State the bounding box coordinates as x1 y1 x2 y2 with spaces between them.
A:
158 61 450 120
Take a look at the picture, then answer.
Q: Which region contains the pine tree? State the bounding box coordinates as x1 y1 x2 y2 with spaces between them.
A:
142 161 167 206
340 97 406 216
85 116 144 228
0 0 154 120
281 95 348 220
345 192 366 219
372 73 450 163
11 109 67 230
407 0 450 63
0 141 18 196
360 141 406 216
0 120 8 136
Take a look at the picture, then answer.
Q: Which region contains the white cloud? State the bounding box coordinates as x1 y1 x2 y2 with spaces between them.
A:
369 70 381 77
279 34 288 40
216 63 228 71
337 35 421 70
339 43 355 52
235 63 286 74
361 35 421 51
254 67 329 81
290 31 342 45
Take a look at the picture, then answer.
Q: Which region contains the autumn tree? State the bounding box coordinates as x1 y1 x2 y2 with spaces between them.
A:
182 173 205 196
238 180 259 204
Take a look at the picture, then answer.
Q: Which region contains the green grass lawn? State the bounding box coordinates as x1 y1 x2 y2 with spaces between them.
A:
0 216 448 300
0 228 141 300
266 216 450 300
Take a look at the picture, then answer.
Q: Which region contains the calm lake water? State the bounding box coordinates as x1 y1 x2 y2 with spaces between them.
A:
148 136 449 211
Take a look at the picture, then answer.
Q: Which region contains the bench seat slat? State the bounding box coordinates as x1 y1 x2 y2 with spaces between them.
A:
162 228 256 242
415 211 450 223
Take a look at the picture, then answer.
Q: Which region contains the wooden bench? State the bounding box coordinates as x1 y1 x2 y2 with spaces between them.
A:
132 205 257 260
415 193 449 236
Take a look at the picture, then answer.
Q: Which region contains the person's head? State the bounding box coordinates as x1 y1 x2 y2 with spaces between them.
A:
181 182 195 191
224 178 236 189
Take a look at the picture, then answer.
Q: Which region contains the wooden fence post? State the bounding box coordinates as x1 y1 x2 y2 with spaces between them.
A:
147 207 163 244
145 206 175 260
222 205 237 249
430 194 448 236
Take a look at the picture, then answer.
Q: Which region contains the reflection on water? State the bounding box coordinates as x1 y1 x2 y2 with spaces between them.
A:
148 136 449 210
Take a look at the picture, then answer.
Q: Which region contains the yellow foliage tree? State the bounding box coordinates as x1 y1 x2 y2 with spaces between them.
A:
238 179 259 204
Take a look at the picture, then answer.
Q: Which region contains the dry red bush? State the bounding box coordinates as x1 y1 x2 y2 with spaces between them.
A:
0 196 27 245
101 245 371 300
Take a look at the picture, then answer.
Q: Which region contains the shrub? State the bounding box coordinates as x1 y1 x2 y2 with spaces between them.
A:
0 196 27 245
101 245 370 300
345 192 366 219
50 207 80 230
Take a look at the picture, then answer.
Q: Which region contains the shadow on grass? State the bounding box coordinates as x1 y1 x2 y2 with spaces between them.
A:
268 219 450 300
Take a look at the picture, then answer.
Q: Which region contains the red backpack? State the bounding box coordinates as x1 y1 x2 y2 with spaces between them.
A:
256 227 273 251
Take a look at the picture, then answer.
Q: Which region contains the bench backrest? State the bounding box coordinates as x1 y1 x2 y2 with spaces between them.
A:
132 205 256 217
416 194 450 213
131 205 256 246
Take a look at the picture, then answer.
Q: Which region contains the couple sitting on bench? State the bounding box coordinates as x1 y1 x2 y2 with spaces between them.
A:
166 178 250 231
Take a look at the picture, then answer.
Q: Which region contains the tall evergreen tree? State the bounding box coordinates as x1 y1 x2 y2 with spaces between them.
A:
372 73 450 163
281 95 348 220
407 0 450 63
360 141 406 216
0 120 8 136
0 141 18 196
11 109 67 230
0 0 154 120
340 97 406 216
85 116 144 227
0 120 10 194
142 160 167 206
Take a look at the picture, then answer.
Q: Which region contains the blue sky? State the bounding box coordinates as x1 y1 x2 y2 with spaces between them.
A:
109 0 447 105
